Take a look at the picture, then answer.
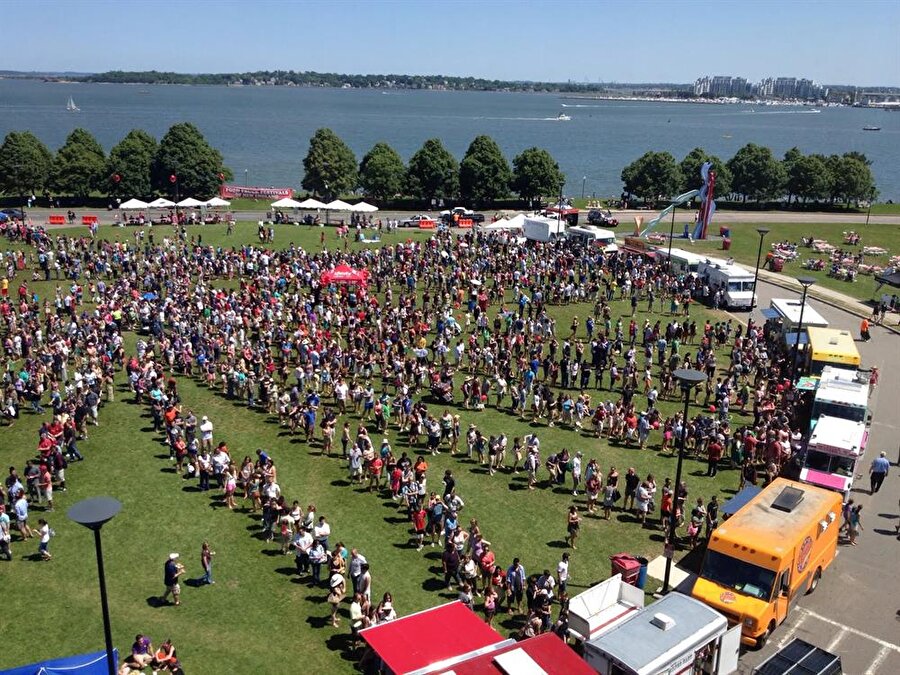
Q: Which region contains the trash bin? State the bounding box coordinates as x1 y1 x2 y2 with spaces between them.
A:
771 257 784 272
610 553 641 586
636 557 649 589
722 237 732 251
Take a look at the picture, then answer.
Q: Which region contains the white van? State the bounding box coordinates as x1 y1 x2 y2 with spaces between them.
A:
523 216 566 242
654 247 704 276
697 257 756 309
566 225 618 253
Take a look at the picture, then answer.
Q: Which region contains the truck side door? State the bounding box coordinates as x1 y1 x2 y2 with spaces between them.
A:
774 568 791 624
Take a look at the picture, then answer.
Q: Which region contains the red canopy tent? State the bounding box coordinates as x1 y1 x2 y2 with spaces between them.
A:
435 633 595 675
320 263 369 285
360 601 506 674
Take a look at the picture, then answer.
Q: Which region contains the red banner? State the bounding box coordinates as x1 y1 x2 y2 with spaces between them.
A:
220 185 294 199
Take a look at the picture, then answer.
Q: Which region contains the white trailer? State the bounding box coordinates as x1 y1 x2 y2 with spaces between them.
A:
583 592 741 675
523 215 566 242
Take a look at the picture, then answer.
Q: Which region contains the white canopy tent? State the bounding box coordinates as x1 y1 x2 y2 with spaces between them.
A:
177 197 205 208
119 198 149 210
147 197 176 208
350 201 379 213
325 199 355 211
271 197 302 208
205 196 231 207
297 198 327 210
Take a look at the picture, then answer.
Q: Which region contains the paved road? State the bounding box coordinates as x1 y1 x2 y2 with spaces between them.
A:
15 207 900 226
731 280 900 674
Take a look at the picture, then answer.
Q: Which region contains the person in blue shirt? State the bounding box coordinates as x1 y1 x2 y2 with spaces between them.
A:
869 452 890 494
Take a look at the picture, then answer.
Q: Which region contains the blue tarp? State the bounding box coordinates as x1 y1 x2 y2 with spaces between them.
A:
0 650 117 675
722 486 762 517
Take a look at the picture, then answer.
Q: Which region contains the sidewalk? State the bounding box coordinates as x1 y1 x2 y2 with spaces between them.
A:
756 268 900 335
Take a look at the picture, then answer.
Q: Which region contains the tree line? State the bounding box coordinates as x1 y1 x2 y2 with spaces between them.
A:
0 123 231 201
301 128 565 206
621 144 877 207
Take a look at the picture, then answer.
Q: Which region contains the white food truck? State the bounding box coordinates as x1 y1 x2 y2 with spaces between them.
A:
583 592 741 675
654 248 705 276
800 415 867 500
566 225 619 253
697 257 756 309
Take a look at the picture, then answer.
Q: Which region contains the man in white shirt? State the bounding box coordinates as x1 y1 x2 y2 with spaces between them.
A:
199 416 214 451
293 528 313 575
313 516 331 550
334 379 349 414
556 552 570 596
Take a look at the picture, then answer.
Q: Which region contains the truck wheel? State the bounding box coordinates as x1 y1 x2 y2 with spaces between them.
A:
756 621 776 650
807 568 822 594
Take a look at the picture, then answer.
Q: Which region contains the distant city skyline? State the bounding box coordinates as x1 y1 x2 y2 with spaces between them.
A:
3 0 899 87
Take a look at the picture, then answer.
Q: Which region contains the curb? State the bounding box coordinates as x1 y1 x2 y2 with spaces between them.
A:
757 270 900 336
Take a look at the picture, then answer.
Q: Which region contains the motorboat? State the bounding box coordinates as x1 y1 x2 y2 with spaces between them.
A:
66 96 79 112
557 112 571 121
863 125 881 131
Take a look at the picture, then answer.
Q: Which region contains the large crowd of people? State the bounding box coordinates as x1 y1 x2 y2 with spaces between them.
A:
0 215 840 670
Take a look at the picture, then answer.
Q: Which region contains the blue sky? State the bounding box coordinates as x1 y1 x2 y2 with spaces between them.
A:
4 0 899 85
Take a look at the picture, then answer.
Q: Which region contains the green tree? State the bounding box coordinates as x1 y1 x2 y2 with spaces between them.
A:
0 131 53 197
620 151 682 203
50 128 106 199
511 147 565 203
301 128 358 200
726 143 786 203
678 147 732 197
832 156 877 206
153 123 231 198
107 129 157 198
405 138 458 202
358 142 405 200
458 135 511 205
781 147 803 203
786 154 829 203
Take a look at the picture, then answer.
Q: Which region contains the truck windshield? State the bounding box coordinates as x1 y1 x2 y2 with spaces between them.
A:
804 449 855 476
700 550 776 601
811 401 866 423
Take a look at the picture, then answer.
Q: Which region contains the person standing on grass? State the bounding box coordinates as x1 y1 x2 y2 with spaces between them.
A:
13 491 32 540
37 518 52 560
412 503 427 551
200 541 215 585
556 552 570 597
571 451 583 496
328 570 346 627
483 584 499 626
566 506 581 550
161 553 184 606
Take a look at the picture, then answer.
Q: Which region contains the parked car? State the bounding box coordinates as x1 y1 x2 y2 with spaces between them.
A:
400 214 436 227
440 207 485 224
587 209 618 227
0 208 26 220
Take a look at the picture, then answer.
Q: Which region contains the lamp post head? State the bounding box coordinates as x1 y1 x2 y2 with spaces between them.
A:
756 227 770 237
68 497 122 532
797 276 816 289
673 368 707 391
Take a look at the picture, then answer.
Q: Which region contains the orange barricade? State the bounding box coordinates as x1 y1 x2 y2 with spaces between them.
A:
82 215 99 225
48 215 66 225
418 219 436 229
457 218 473 229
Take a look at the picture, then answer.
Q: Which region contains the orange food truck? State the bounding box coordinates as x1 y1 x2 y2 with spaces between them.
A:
692 479 842 648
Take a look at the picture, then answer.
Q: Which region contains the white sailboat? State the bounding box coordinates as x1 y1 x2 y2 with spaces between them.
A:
66 96 80 112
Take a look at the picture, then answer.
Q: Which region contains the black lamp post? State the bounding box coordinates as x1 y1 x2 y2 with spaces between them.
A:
749 227 770 326
662 368 708 594
666 207 677 275
789 277 816 383
68 497 122 675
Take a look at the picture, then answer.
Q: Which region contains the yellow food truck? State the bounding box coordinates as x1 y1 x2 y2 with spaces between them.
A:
805 327 861 375
692 479 842 648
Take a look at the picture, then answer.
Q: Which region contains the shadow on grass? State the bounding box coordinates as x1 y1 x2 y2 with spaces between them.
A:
274 567 297 577
422 578 446 592
181 485 202 493
330 479 351 487
546 540 568 549
305 615 331 629
153 453 170 460
384 516 408 525
324 633 359 662
145 596 169 608
260 548 285 557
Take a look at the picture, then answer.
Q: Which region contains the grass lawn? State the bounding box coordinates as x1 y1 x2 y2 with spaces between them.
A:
688 222 900 301
1 223 749 674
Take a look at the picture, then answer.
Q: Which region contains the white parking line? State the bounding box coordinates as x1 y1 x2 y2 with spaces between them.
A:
776 612 808 649
826 627 847 652
797 607 900 653
865 646 892 675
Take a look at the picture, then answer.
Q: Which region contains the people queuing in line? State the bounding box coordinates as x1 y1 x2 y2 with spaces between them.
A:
0 213 864 669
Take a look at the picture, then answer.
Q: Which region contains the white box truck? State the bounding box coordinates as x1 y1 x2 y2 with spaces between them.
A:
697 257 756 309
523 215 566 242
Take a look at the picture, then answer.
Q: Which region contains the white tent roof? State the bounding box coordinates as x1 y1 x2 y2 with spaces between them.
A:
148 197 176 208
506 213 526 227
177 197 205 207
297 198 327 209
351 201 379 213
204 196 231 207
119 198 149 209
271 197 302 208
325 199 354 211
